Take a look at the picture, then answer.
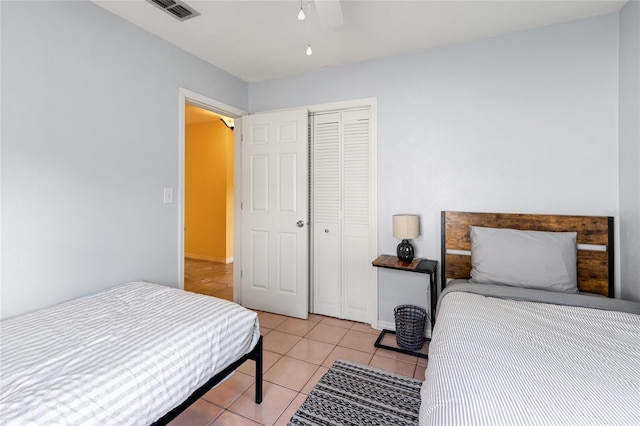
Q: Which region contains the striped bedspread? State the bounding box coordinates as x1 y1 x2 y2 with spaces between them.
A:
420 289 640 425
0 282 260 425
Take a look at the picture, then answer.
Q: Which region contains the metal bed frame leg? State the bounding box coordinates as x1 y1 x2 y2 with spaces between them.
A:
150 335 264 425
254 335 263 404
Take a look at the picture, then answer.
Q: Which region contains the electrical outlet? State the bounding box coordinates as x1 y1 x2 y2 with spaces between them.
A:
163 187 174 204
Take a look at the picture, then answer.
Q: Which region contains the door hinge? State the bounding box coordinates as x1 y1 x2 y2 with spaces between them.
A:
240 270 243 278
241 202 243 210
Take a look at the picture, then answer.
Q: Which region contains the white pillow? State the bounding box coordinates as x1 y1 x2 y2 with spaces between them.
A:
469 226 578 293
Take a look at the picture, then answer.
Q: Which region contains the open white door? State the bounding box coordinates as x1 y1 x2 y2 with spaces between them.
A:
241 109 309 319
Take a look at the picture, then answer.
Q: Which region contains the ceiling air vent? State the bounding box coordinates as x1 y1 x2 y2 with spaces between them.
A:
146 0 201 21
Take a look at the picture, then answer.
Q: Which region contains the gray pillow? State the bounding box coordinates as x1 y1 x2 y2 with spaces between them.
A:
469 226 578 293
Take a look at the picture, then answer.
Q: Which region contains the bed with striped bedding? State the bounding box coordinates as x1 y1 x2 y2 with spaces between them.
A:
419 284 640 426
0 282 261 425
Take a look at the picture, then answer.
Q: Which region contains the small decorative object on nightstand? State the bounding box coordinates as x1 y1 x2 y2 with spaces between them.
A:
393 214 419 262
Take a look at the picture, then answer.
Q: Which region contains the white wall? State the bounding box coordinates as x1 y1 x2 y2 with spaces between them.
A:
0 1 248 319
618 0 640 302
250 14 621 323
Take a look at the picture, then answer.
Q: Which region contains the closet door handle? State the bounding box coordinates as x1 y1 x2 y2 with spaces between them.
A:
296 220 305 228
324 229 329 233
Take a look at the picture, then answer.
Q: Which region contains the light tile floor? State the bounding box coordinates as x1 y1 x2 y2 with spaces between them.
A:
168 311 428 426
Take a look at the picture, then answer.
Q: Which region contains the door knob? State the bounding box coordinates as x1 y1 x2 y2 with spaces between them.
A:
296 220 305 228
325 229 329 233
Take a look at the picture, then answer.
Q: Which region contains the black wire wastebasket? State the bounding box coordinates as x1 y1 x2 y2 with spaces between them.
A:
394 305 427 351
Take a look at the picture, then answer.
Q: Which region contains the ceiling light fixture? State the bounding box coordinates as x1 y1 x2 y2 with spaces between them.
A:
298 0 305 20
220 117 235 130
306 0 312 56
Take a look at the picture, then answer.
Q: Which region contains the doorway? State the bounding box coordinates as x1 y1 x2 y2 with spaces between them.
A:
181 88 247 302
179 88 247 304
183 103 235 301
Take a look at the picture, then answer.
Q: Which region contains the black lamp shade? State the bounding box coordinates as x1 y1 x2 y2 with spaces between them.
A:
396 239 414 262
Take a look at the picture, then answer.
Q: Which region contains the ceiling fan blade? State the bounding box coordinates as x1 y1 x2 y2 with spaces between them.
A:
314 0 344 28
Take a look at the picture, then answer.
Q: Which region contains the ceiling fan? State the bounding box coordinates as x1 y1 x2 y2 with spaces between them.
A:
312 0 344 29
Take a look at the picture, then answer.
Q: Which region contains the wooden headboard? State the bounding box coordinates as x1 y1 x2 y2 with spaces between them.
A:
441 211 614 297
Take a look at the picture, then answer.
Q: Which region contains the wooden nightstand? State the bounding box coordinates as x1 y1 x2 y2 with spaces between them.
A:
371 255 438 359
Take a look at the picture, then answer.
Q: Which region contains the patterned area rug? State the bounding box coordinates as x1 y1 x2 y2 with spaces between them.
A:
289 359 423 426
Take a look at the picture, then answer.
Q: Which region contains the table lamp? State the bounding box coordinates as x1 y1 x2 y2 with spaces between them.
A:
393 214 419 262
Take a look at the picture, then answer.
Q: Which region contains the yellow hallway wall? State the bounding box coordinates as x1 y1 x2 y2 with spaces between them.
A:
185 120 234 262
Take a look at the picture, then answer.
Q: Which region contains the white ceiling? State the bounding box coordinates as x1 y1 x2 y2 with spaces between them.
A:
93 0 627 83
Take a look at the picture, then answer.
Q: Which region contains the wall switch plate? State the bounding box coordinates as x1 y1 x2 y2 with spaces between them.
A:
163 187 174 204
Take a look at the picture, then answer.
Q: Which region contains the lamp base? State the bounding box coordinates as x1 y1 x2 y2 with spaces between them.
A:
396 239 414 262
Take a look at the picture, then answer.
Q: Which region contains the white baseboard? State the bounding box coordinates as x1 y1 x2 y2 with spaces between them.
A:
377 320 395 331
185 253 233 264
377 320 432 339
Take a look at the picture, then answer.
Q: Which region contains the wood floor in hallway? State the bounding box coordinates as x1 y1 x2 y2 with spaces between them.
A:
184 258 233 301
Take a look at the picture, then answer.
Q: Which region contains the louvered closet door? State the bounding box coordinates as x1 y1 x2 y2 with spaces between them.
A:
312 108 372 323
341 109 371 322
313 112 341 318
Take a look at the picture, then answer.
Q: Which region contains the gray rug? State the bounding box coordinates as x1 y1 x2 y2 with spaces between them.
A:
289 359 423 426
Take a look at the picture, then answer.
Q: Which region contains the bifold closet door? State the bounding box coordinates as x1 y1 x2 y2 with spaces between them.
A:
340 109 371 323
313 112 341 318
312 109 372 323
